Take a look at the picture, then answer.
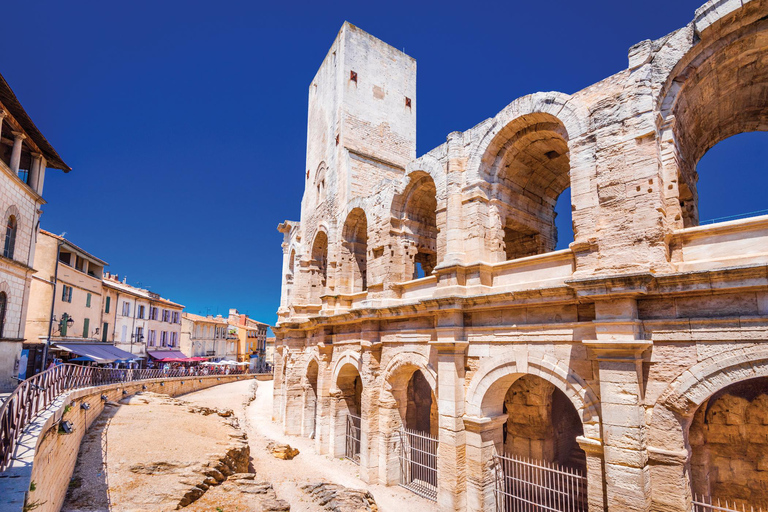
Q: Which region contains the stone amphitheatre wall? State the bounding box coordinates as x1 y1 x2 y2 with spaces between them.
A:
2 374 266 512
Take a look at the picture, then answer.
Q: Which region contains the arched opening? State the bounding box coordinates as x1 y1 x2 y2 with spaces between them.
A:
500 375 585 469
333 362 363 459
689 377 768 509
479 372 588 511
694 133 768 223
309 231 328 303
303 358 319 438
485 113 572 259
0 292 6 339
3 215 17 260
400 172 438 279
405 369 438 437
665 19 768 228
341 208 367 293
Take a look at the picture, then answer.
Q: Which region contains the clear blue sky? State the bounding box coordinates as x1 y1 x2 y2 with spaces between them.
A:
3 0 764 324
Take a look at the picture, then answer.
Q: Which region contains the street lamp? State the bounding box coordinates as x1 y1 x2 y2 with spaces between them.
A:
52 313 75 335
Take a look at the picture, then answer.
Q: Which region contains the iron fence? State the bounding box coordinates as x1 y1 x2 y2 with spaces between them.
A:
494 453 587 512
693 495 764 512
0 364 249 471
398 426 438 501
344 413 361 464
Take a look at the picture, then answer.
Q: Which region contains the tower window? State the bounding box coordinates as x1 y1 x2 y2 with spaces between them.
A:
350 70 357 82
405 97 412 108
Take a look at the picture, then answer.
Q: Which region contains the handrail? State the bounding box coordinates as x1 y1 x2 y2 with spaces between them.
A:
0 364 250 471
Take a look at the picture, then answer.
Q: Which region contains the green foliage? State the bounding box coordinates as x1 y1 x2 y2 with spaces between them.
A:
29 481 36 492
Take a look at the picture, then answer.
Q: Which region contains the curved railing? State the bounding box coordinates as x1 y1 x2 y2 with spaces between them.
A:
0 364 250 471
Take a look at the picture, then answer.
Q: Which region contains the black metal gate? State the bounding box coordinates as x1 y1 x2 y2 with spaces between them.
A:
494 453 587 511
398 427 438 501
345 413 361 463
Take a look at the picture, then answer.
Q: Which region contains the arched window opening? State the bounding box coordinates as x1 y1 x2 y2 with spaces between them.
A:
402 173 438 279
303 359 319 438
309 232 328 303
485 114 571 260
3 216 17 260
341 209 368 293
405 369 438 438
501 375 585 471
0 292 7 339
286 249 296 300
694 133 768 224
689 377 768 509
666 23 768 228
334 363 363 460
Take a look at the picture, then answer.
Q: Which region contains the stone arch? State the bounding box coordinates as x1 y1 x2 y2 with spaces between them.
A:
340 207 368 293
465 352 600 439
301 352 321 438
465 91 588 185
314 161 328 205
390 171 440 279
655 2 768 228
308 228 329 303
647 346 768 511
379 351 438 435
380 350 437 396
3 205 20 221
331 350 364 390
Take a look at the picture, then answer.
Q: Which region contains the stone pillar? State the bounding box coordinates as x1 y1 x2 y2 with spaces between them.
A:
10 131 26 174
584 298 652 512
29 152 42 191
272 345 286 422
464 414 507 512
648 446 691 512
314 343 333 455
434 309 468 511
378 381 406 485
577 436 608 512
359 322 381 482
442 131 465 266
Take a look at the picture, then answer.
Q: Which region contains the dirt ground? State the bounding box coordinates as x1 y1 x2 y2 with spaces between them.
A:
184 379 436 512
63 379 435 512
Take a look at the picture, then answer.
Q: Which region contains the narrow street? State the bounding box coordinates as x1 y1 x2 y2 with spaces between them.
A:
182 379 436 512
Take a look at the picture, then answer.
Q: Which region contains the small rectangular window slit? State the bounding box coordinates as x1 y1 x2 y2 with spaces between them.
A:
405 97 412 108
350 70 357 82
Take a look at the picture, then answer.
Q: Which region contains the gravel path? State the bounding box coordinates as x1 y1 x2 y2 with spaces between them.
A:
184 379 436 512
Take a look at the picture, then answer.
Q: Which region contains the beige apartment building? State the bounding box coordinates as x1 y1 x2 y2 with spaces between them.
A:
0 73 70 388
180 312 229 361
143 292 184 362
101 273 151 361
26 231 107 366
275 4 768 511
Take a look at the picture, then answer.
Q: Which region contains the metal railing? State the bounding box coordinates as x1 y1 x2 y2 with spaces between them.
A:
344 413 361 464
398 427 438 501
0 364 249 471
693 495 764 512
494 453 587 512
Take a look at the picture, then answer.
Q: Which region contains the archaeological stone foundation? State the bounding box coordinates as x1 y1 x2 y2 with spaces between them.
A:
273 1 768 510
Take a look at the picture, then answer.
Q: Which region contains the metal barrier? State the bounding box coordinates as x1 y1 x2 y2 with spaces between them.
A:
0 364 250 471
344 413 361 464
693 495 764 512
494 453 587 512
398 427 438 501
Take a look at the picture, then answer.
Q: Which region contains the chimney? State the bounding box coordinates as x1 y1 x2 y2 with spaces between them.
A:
123 276 127 284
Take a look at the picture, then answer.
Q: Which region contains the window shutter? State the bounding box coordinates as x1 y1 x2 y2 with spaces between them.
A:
105 296 111 313
68 287 73 303
83 318 90 338
86 293 91 308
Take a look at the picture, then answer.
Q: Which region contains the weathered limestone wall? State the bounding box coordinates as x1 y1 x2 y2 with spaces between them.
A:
2 374 258 512
275 1 768 511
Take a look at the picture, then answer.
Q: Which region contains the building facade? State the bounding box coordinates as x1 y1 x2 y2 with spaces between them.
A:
227 308 269 369
101 273 151 361
180 312 229 360
0 74 70 389
275 5 768 512
26 231 107 365
144 293 184 358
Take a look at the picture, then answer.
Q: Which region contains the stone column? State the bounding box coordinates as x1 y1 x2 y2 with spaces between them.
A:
378 380 406 485
577 436 607 512
433 309 468 511
584 298 652 512
10 131 26 174
272 344 286 423
647 446 691 512
359 322 381 482
28 152 42 191
464 414 507 512
442 131 465 266
314 343 333 455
